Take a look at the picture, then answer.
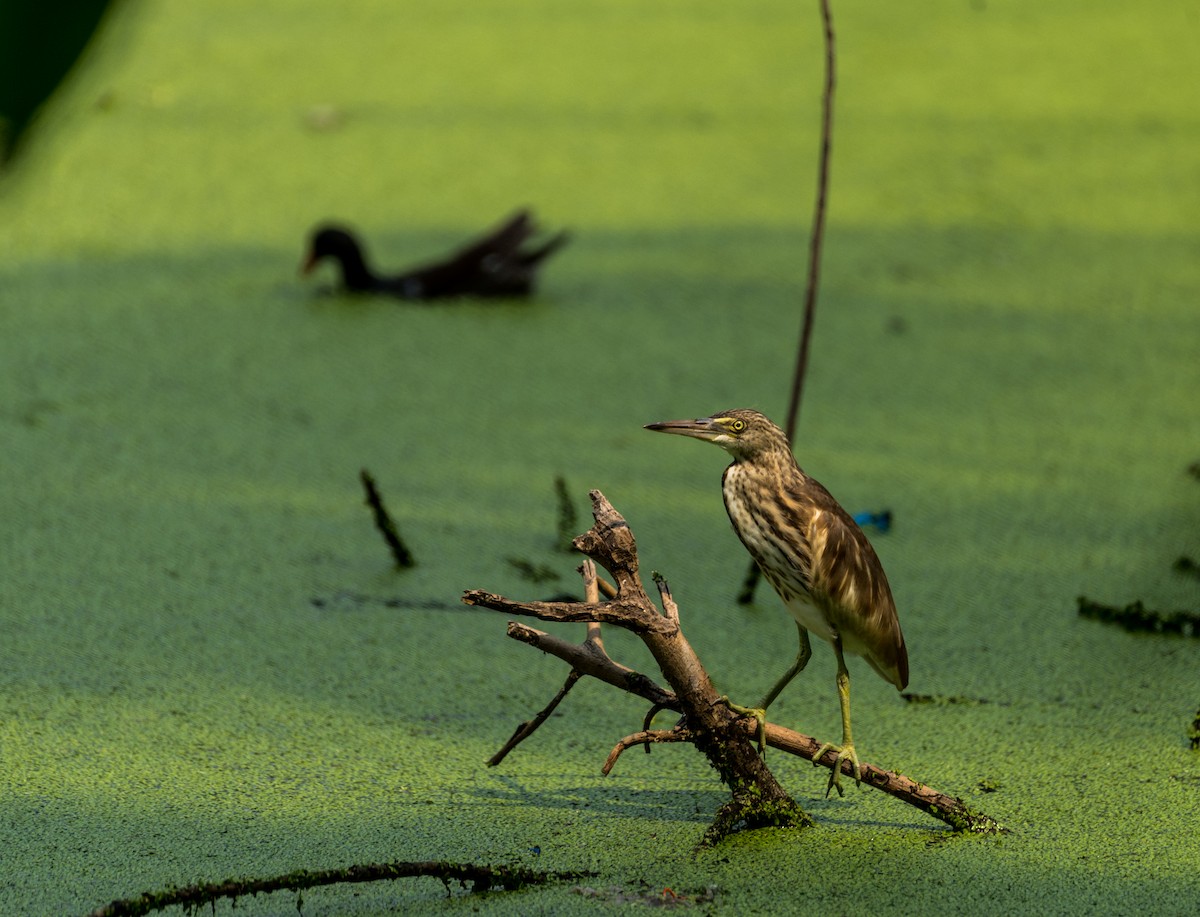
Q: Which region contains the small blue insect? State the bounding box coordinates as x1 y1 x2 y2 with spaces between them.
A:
853 510 892 533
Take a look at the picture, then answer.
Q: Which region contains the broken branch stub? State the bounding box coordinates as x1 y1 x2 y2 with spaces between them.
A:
571 490 644 599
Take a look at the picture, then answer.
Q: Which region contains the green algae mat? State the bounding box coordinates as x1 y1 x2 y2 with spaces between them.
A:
3 2 1198 914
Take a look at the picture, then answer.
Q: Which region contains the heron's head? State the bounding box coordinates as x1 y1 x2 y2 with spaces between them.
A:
644 409 789 462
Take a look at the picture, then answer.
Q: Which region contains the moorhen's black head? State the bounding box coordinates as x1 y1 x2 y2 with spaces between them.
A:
302 225 374 290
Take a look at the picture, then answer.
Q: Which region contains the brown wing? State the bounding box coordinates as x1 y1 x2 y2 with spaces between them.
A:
796 477 909 690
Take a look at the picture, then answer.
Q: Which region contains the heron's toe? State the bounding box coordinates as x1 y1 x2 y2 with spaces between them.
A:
813 741 861 797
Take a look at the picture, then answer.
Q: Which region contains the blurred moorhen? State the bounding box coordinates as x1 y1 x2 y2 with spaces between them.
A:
301 208 568 299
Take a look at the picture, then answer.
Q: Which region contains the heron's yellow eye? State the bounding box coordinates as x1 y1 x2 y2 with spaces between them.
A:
729 419 746 433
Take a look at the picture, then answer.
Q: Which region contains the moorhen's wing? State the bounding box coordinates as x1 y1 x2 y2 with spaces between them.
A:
382 210 535 299
466 228 572 297
517 229 570 267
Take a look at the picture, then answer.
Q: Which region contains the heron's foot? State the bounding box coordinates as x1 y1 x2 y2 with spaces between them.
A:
715 696 767 754
812 740 861 797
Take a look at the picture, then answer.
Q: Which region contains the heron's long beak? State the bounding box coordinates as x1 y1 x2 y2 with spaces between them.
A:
643 417 723 441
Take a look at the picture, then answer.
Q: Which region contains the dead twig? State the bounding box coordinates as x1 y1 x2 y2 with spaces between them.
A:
488 670 584 767
760 723 997 833
603 728 698 775
504 620 678 711
785 0 837 443
742 0 839 606
487 562 607 765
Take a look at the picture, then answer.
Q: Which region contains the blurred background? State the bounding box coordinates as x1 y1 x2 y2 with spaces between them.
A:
0 1 115 165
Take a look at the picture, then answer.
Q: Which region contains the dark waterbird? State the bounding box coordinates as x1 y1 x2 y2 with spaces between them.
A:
301 209 568 300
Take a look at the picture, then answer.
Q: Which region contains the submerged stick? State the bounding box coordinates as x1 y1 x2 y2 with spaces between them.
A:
87 860 595 917
360 468 416 568
554 474 578 552
1077 596 1200 637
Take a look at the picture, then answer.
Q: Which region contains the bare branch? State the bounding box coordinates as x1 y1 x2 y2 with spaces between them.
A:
471 491 811 840
760 723 1001 833
487 670 583 767
503 621 678 710
602 728 697 776
463 590 676 635
595 574 618 600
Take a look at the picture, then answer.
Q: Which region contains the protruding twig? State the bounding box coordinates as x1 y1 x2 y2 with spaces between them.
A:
554 474 578 552
652 571 680 624
503 621 678 710
581 560 604 644
595 574 618 600
360 469 415 568
742 0 839 606
487 670 583 767
602 728 697 775
759 722 1001 833
487 561 613 765
641 702 674 746
581 558 600 604
464 590 677 635
783 0 837 443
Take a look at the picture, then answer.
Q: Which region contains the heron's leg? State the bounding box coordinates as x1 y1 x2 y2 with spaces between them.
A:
722 624 812 754
756 622 812 710
812 638 861 797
